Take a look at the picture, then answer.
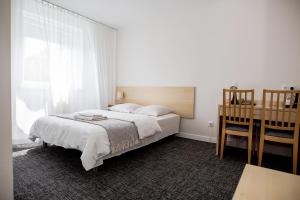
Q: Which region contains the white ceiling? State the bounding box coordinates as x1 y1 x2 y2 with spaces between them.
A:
46 0 203 29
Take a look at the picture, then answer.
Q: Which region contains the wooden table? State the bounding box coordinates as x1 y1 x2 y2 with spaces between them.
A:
233 164 300 200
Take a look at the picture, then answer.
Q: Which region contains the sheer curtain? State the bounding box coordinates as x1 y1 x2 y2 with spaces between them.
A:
11 0 116 145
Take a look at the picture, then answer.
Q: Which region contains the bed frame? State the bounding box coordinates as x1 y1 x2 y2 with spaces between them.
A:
42 86 195 171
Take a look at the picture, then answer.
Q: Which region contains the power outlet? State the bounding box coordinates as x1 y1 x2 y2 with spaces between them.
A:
281 85 296 90
208 121 214 127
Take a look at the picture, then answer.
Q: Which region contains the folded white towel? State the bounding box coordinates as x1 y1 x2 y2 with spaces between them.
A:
74 114 107 121
78 112 106 117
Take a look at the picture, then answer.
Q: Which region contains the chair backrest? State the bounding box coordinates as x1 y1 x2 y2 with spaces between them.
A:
261 89 300 132
222 89 255 129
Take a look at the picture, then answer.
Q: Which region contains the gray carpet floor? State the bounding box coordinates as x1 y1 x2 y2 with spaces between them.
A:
13 136 294 200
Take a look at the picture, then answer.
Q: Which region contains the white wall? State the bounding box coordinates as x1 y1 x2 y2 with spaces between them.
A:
0 0 13 199
117 0 300 142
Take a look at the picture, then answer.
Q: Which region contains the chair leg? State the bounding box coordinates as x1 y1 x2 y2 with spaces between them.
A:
258 136 264 166
248 134 252 164
224 134 228 148
256 132 259 157
256 125 259 156
293 140 298 174
220 130 226 160
252 132 256 155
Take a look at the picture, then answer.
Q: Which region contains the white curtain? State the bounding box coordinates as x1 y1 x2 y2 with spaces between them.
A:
11 0 116 144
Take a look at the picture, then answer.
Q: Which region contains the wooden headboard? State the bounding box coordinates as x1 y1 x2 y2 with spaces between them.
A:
116 86 195 119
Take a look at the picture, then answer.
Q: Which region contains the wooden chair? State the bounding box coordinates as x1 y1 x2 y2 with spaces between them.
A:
220 89 255 163
258 89 300 174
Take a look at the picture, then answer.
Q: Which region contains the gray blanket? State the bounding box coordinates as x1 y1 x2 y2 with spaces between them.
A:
55 114 140 154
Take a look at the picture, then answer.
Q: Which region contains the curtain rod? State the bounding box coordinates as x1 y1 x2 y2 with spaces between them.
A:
42 0 117 30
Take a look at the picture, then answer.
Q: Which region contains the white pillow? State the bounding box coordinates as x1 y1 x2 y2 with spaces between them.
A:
109 103 142 113
133 105 172 116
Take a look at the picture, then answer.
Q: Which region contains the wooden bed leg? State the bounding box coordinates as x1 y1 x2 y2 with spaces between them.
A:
43 141 48 148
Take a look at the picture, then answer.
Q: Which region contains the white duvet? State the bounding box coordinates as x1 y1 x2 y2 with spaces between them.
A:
29 110 162 171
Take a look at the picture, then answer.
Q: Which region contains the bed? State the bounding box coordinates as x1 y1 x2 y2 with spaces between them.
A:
29 86 195 171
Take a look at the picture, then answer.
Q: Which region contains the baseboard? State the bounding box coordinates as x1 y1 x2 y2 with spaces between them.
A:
176 132 216 143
